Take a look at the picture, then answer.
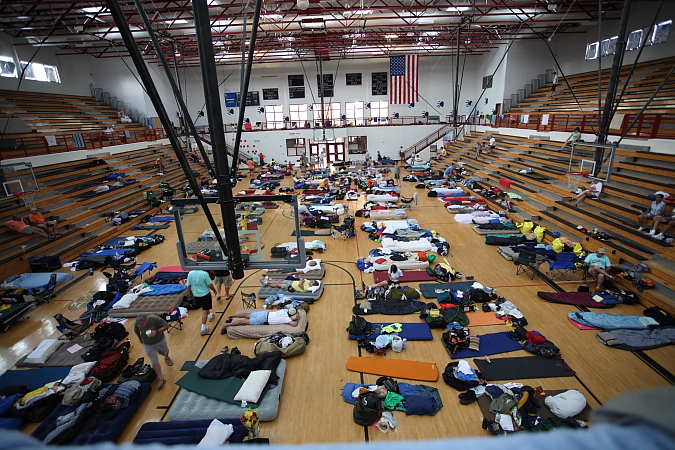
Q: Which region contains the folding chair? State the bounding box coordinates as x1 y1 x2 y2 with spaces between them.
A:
242 292 257 309
163 307 183 333
514 250 539 280
400 196 415 210
54 313 92 340
548 252 577 281
30 273 58 304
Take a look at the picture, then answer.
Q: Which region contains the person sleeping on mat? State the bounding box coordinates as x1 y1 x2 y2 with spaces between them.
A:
220 307 300 334
262 259 322 275
260 277 322 293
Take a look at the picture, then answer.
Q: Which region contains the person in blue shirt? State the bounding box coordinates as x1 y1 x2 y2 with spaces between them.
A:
584 248 613 291
638 193 666 235
444 165 455 179
186 270 218 336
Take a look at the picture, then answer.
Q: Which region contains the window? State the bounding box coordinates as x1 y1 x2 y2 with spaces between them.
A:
626 29 644 51
370 101 388 124
0 56 17 78
651 20 672 45
286 138 306 157
482 75 493 89
289 104 308 128
345 101 365 126
265 105 284 130
312 102 340 126
20 61 61 83
600 37 618 57
585 42 599 60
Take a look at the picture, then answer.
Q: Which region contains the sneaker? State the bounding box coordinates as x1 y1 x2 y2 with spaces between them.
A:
638 227 645 231
208 313 215 322
201 327 210 336
648 229 656 235
653 233 665 240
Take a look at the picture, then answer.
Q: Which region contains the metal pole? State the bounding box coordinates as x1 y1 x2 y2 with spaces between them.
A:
453 26 461 127
105 0 229 259
319 53 326 140
134 0 215 176
193 0 258 279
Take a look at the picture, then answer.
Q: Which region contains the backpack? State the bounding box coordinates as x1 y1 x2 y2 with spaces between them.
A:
81 336 116 362
415 183 425 189
468 289 495 303
442 361 480 391
376 376 400 394
353 390 382 426
93 322 129 341
347 315 372 336
271 247 288 258
89 342 130 381
420 303 447 329
254 333 309 358
442 329 468 355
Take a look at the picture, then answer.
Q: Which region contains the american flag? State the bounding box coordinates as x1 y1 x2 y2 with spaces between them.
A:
390 55 419 105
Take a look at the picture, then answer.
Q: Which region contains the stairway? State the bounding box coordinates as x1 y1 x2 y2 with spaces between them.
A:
403 123 455 160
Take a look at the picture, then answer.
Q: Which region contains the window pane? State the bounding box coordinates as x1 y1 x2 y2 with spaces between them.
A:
653 20 672 45
585 42 599 60
265 105 283 129
626 29 643 51
0 56 16 78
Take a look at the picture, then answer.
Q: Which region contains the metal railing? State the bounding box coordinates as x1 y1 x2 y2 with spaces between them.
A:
472 113 675 140
1 128 161 160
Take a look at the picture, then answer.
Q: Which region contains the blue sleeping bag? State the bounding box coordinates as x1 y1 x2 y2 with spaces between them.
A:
569 312 660 330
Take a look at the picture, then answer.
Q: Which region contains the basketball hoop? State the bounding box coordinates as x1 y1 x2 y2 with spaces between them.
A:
14 190 37 209
566 172 588 192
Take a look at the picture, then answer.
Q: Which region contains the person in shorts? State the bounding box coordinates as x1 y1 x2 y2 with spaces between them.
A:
29 208 60 235
186 270 218 335
394 161 401 185
261 277 322 294
134 314 173 390
213 269 234 303
221 307 300 332
3 214 51 239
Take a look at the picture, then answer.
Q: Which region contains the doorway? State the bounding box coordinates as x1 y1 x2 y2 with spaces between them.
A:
310 141 345 166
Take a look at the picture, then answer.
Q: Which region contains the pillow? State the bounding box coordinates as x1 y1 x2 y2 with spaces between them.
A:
234 370 272 403
468 336 480 352
544 389 587 418
61 361 96 386
375 258 387 264
198 419 234 446
404 395 439 415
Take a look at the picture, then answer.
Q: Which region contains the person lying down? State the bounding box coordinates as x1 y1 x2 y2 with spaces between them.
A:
220 307 300 334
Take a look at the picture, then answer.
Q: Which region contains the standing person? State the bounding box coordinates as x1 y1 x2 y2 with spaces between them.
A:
377 151 382 161
488 136 496 151
246 158 255 177
638 194 666 234
28 208 60 236
186 270 218 336
550 71 559 96
561 127 581 151
394 161 401 186
252 152 260 169
399 146 405 160
214 269 235 303
155 157 165 175
584 248 613 292
259 153 265 167
134 314 173 390
475 142 483 159
364 151 371 167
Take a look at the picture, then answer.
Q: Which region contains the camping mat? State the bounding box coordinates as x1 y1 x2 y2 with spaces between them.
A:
291 230 331 236
568 317 600 330
16 340 99 368
348 322 433 340
185 241 218 253
175 366 268 408
104 236 148 247
450 332 523 359
420 281 476 298
538 291 616 309
133 224 171 229
472 225 522 235
373 270 436 283
474 356 575 381
347 356 439 381
0 366 72 391
467 312 505 326
523 172 550 181
477 389 592 422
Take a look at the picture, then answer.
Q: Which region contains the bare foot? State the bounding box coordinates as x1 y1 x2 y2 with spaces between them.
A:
157 378 166 390
165 357 174 366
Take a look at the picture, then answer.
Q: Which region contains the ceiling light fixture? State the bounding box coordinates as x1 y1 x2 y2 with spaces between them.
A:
446 6 470 13
385 34 398 39
353 9 373 14
297 0 310 10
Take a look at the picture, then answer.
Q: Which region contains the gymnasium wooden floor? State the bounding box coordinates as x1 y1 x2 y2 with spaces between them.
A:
1 167 673 444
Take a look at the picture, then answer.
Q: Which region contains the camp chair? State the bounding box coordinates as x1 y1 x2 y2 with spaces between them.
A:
401 194 417 210
242 292 257 309
548 252 577 281
514 249 539 280
30 273 58 304
163 307 183 333
54 313 92 340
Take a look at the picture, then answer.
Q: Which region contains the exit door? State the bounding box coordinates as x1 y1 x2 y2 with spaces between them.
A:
309 141 345 166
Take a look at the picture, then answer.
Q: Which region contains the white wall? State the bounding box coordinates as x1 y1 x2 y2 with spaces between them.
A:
550 3 675 77
0 34 93 96
503 39 555 99
460 45 508 117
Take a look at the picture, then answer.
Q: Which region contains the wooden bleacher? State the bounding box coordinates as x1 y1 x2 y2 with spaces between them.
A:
0 89 158 158
435 129 675 313
0 144 205 279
